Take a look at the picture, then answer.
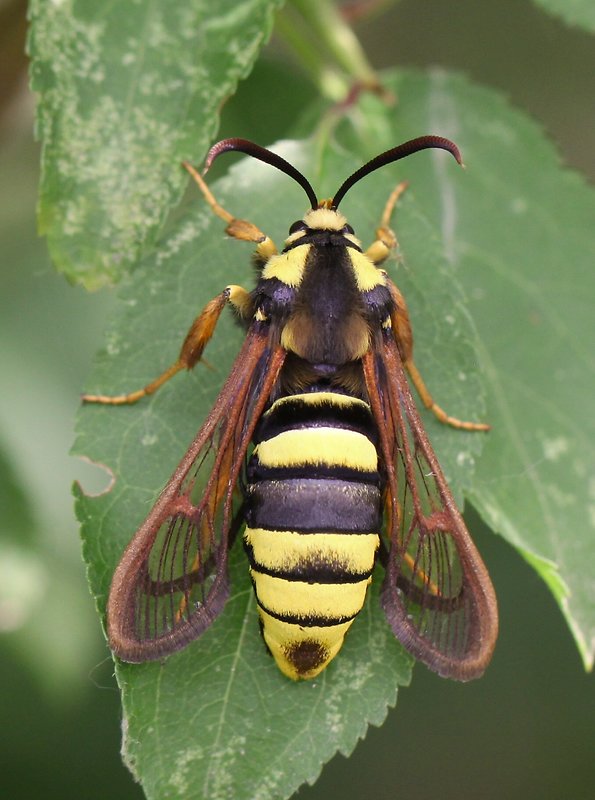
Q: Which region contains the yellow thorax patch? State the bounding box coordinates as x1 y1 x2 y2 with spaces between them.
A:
348 249 387 292
262 245 310 287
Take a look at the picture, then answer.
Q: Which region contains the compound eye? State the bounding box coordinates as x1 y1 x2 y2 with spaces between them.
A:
341 224 354 235
288 219 307 235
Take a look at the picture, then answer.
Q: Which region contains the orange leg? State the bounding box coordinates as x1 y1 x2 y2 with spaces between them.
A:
370 183 489 433
83 158 281 406
182 161 278 261
82 285 251 405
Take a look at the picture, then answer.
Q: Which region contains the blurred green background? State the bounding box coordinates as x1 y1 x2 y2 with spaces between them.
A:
1 0 593 798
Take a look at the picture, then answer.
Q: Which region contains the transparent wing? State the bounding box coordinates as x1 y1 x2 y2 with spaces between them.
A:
107 330 285 662
363 335 498 680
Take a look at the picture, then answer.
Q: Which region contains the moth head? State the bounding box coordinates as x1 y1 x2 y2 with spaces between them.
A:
283 208 359 247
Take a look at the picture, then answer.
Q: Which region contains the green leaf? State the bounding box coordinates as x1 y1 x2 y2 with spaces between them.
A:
76 69 594 798
29 0 285 289
75 133 487 798
356 69 594 669
532 0 595 33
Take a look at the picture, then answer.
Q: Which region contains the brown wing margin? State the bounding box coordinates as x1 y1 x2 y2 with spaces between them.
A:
363 334 498 681
107 328 286 662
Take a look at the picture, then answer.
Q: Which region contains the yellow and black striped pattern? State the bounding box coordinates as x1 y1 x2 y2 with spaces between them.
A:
244 392 381 680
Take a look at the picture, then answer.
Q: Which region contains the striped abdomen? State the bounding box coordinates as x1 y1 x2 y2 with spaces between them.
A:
243 391 382 680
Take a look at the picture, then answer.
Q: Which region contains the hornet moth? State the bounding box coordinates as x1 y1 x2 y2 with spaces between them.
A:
84 136 498 681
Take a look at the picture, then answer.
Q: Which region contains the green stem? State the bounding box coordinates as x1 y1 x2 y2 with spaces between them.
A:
275 6 349 100
277 0 381 100
290 0 378 86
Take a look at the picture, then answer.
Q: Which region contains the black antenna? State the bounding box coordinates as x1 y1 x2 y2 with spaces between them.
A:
331 135 463 209
204 138 319 210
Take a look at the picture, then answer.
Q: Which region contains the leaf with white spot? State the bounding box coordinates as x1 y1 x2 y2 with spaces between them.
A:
29 0 284 288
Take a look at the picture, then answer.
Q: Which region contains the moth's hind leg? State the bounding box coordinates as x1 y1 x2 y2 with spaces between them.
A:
367 183 489 432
